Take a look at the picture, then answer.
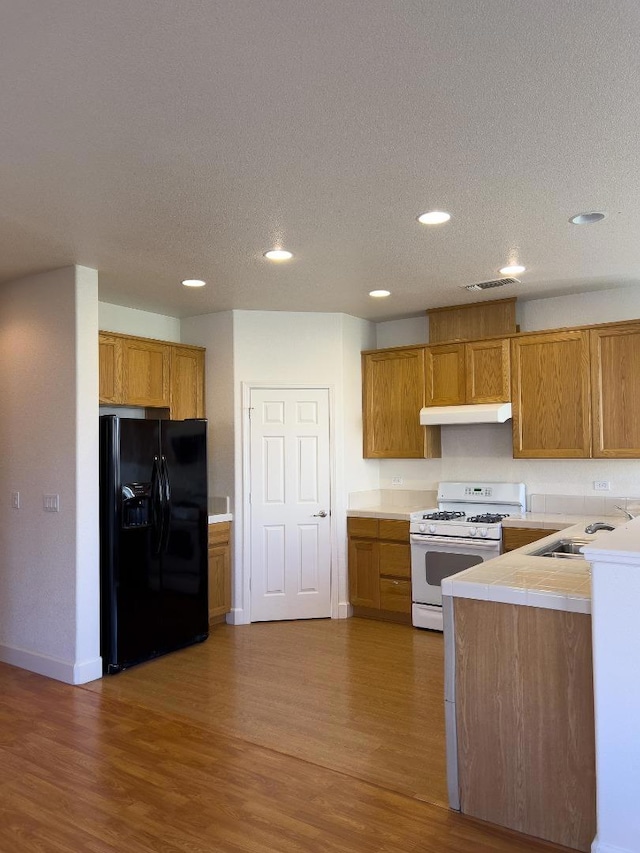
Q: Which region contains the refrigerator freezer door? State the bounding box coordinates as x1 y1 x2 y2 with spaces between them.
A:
100 416 162 672
159 419 209 652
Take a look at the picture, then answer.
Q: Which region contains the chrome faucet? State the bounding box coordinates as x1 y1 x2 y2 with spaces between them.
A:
615 504 635 520
585 521 615 534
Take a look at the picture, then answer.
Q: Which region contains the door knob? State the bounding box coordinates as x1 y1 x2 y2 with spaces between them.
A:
312 510 328 517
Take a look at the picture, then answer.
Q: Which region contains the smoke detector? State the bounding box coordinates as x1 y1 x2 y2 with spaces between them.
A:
463 277 521 292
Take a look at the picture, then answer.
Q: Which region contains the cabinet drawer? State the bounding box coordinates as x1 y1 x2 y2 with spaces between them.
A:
380 578 411 613
378 519 409 542
502 526 560 552
209 521 231 546
347 517 379 538
378 542 411 578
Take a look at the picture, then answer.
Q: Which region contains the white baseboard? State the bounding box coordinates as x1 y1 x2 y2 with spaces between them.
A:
0 643 102 685
592 837 636 853
334 601 352 619
226 607 249 625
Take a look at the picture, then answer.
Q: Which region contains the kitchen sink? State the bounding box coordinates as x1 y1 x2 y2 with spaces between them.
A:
529 538 591 559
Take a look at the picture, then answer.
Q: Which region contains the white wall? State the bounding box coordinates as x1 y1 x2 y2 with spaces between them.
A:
0 266 101 684
518 284 640 332
180 311 235 501
376 315 428 348
182 309 377 624
99 302 181 341
377 285 640 500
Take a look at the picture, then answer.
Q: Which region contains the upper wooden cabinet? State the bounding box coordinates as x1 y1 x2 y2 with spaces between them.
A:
425 338 510 406
465 338 511 403
171 346 205 420
122 337 171 408
98 334 124 404
99 332 205 419
427 297 517 343
591 323 640 457
511 330 591 458
362 347 441 459
425 344 466 406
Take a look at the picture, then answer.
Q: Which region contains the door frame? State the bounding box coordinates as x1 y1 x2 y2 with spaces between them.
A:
240 382 338 623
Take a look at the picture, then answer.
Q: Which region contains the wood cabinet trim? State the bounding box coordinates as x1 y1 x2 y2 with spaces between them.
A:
99 330 205 351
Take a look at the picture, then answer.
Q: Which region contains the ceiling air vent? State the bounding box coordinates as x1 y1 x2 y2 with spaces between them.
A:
464 277 520 292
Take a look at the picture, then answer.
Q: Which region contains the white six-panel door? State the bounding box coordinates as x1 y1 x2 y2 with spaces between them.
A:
249 388 331 621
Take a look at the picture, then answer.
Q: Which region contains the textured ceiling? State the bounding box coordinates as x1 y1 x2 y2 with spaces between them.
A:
1 1 640 321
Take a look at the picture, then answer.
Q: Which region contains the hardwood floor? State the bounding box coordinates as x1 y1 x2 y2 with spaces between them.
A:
0 618 575 852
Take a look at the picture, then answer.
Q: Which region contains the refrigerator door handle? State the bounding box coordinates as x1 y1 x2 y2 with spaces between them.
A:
160 455 172 554
151 455 165 556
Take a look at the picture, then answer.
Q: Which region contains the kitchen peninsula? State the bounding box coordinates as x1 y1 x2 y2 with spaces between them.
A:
442 520 621 852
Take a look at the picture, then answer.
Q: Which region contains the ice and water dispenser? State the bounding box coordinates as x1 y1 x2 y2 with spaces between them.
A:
121 483 152 528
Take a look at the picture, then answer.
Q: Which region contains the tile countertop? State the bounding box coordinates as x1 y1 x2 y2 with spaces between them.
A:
346 504 435 520
208 513 233 524
442 519 624 615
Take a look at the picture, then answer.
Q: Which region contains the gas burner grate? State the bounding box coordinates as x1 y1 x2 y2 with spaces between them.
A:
466 513 509 524
422 510 466 521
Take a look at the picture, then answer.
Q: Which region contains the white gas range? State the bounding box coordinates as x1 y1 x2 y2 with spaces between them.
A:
410 482 526 631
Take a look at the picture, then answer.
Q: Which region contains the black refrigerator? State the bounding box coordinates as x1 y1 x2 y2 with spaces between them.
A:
99 415 209 673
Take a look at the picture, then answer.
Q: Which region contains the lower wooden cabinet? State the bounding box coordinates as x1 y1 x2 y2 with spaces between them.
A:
208 521 232 623
348 517 411 623
501 526 562 552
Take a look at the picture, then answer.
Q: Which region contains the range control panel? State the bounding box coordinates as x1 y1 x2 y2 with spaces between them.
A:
464 486 493 497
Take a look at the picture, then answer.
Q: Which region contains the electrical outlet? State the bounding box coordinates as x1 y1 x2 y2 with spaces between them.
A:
11 491 20 509
43 494 60 512
593 481 611 491
391 477 403 486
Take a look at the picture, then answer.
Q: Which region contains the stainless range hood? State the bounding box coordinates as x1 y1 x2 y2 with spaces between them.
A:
420 402 512 426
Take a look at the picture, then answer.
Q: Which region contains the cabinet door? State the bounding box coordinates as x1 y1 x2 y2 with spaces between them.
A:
465 339 510 404
378 542 411 579
348 538 380 608
171 346 205 419
591 324 640 457
208 523 231 620
425 344 466 406
363 348 440 459
511 331 591 458
99 333 123 404
501 527 561 553
122 338 171 407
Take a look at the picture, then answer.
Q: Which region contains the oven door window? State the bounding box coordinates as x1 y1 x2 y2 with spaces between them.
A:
424 551 484 588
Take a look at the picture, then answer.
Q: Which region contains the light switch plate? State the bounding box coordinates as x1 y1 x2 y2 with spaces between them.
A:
593 481 611 491
391 477 403 486
43 494 60 512
11 491 20 509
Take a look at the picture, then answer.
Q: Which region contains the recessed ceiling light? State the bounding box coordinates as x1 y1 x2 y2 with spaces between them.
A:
264 249 293 261
182 279 206 287
569 212 606 225
499 264 526 275
369 290 391 298
417 211 451 225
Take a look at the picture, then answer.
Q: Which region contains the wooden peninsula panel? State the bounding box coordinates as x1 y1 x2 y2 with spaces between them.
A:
454 598 596 852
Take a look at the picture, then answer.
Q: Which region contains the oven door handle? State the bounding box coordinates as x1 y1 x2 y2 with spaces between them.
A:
410 534 500 549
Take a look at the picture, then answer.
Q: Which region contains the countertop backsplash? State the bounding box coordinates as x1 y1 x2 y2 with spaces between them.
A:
528 493 640 517
348 489 437 509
